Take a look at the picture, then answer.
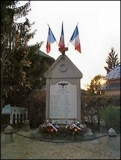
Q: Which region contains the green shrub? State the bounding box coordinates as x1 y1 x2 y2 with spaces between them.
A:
99 106 120 132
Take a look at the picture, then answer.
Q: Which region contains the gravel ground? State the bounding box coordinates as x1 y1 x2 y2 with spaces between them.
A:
1 130 120 159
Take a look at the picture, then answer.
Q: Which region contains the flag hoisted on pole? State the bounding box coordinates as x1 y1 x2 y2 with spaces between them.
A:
58 22 68 54
69 24 81 53
59 22 65 50
46 25 56 53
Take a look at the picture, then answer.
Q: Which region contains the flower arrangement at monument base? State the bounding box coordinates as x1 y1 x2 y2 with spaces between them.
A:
39 118 85 140
65 118 84 137
41 118 59 137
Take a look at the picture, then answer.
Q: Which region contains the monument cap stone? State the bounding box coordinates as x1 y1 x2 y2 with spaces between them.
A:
4 125 13 134
108 128 117 137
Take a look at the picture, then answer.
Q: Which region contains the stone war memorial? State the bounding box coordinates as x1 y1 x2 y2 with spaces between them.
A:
35 23 93 140
28 23 108 141
44 22 83 126
44 53 83 124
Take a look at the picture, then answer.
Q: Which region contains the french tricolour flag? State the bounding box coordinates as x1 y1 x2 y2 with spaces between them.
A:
46 122 58 132
58 22 65 51
46 27 56 53
70 25 81 53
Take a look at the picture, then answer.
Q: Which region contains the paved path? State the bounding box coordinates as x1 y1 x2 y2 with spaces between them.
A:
1 130 120 159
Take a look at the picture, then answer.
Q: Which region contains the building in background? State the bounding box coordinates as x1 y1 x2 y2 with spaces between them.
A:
100 65 120 95
2 104 28 127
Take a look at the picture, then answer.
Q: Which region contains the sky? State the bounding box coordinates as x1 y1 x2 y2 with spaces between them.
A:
18 1 120 89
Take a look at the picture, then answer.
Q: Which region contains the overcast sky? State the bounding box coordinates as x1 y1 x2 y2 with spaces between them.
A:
19 1 120 89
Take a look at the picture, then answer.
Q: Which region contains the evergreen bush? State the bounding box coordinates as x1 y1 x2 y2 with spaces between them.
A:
99 106 120 132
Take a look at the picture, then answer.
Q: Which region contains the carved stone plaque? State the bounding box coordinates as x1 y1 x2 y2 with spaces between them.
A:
49 81 77 119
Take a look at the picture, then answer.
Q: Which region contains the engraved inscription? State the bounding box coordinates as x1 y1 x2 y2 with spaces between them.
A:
50 81 77 119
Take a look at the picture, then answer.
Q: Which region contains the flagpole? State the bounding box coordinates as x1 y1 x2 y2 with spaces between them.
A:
67 42 70 47
77 22 79 26
47 24 58 45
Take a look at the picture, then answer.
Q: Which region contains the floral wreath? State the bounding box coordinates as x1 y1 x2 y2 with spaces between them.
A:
42 118 59 133
67 118 83 131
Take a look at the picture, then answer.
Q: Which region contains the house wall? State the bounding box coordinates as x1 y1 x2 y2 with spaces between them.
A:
104 89 120 95
108 79 120 83
104 78 120 95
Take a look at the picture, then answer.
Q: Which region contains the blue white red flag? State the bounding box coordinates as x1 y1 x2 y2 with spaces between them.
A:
58 22 65 51
70 25 81 53
46 122 58 132
46 27 56 53
69 122 81 130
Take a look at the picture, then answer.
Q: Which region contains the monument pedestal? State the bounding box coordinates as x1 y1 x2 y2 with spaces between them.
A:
44 54 83 125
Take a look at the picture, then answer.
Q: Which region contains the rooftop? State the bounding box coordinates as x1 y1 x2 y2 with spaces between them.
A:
36 50 55 60
105 65 121 80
